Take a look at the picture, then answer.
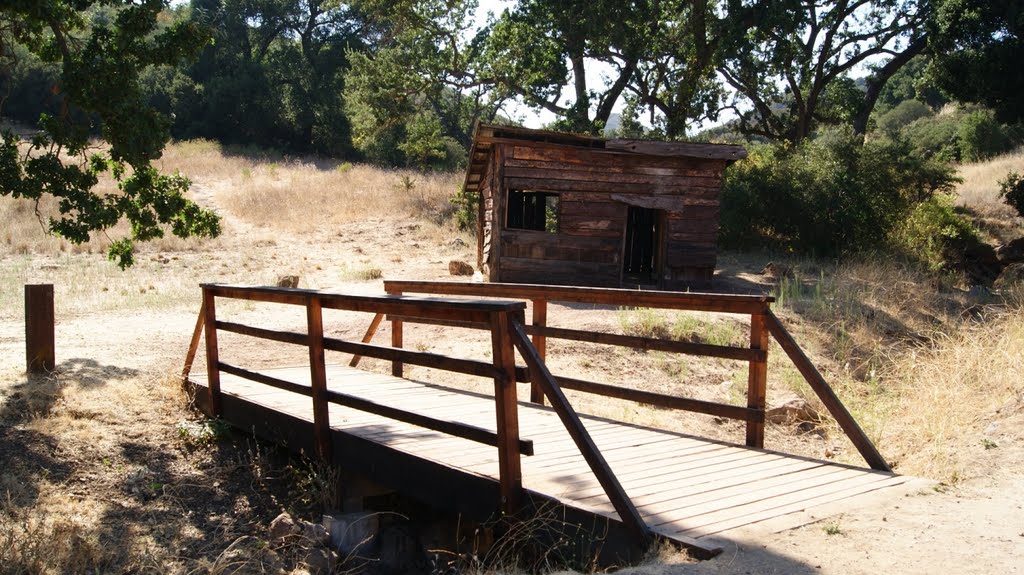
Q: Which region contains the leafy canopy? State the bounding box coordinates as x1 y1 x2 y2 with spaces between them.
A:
0 0 220 268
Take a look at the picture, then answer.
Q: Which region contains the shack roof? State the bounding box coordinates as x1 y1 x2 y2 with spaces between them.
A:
462 122 748 199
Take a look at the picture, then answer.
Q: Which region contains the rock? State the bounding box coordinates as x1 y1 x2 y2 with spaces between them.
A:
761 262 794 279
303 547 337 574
996 237 1024 264
448 260 474 276
212 536 285 575
269 512 299 543
299 520 330 546
323 512 380 556
995 262 1024 290
766 397 820 425
276 275 300 288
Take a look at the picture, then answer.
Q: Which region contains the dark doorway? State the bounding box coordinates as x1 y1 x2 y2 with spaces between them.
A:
623 206 662 284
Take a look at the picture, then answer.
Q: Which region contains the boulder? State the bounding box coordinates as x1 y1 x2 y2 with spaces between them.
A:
268 512 299 543
995 262 1024 290
996 237 1024 264
958 242 1003 287
323 512 380 556
448 260 474 276
303 547 338 574
766 397 820 425
276 275 300 288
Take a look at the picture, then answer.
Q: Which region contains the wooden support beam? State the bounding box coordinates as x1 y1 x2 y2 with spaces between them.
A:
307 296 332 462
349 312 384 367
530 298 547 404
490 311 524 513
507 318 652 547
764 310 891 471
201 288 223 417
25 284 55 373
746 314 769 448
182 305 205 382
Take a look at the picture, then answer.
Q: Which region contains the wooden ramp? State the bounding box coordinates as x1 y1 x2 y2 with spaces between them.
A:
189 364 924 556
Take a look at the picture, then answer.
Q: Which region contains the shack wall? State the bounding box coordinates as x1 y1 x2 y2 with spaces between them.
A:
488 143 725 288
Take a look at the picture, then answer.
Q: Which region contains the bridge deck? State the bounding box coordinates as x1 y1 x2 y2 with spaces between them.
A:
190 364 925 555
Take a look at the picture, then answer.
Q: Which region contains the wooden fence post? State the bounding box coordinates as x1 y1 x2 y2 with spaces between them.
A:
389 289 404 377
307 295 333 462
201 287 223 417
530 298 547 405
25 284 55 373
746 312 769 448
490 310 523 513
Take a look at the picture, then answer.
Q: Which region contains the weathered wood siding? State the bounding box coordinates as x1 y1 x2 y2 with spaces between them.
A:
491 144 725 288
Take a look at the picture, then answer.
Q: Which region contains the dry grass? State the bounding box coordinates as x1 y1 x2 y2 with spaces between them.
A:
954 147 1024 243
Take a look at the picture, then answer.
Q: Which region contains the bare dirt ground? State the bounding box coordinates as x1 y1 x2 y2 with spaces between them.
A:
2 173 1023 574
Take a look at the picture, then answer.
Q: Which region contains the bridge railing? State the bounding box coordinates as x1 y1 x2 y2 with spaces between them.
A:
185 282 655 545
376 280 890 472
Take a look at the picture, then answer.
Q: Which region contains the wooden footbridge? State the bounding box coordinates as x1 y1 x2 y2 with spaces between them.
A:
183 281 923 559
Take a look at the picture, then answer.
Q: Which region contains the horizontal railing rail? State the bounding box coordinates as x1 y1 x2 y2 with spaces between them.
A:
377 280 890 472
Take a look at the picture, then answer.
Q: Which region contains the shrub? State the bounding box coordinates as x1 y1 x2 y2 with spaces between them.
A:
720 129 958 258
451 186 479 232
876 100 933 137
1000 171 1024 218
894 194 981 271
901 113 961 161
958 109 1013 162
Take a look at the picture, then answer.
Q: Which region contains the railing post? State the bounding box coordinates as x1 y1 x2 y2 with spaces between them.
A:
307 294 333 462
25 284 55 373
201 287 223 417
530 298 547 405
389 289 404 377
746 311 769 448
490 309 523 513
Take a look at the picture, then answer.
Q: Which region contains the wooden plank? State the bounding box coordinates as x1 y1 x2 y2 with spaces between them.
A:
530 299 547 404
323 388 533 456
504 165 722 188
526 324 764 362
321 337 501 379
216 321 308 346
490 311 524 512
381 280 774 314
307 296 332 462
201 287 223 417
764 310 891 472
504 157 721 178
746 314 768 448
671 474 907 538
506 177 720 196
609 193 687 212
219 362 313 397
349 312 384 367
25 284 55 373
605 140 746 160
182 304 205 381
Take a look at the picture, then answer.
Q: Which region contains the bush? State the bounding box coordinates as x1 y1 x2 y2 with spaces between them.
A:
901 113 961 161
876 100 933 137
894 194 981 271
720 129 959 258
958 109 1013 162
1000 171 1024 218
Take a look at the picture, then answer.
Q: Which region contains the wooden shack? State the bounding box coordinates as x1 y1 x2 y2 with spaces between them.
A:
464 123 747 290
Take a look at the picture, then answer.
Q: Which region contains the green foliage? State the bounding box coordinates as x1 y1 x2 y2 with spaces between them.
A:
894 194 981 271
957 108 1013 162
0 0 220 268
1000 171 1024 219
451 186 478 232
900 112 962 161
928 0 1024 124
876 100 933 137
720 129 959 257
